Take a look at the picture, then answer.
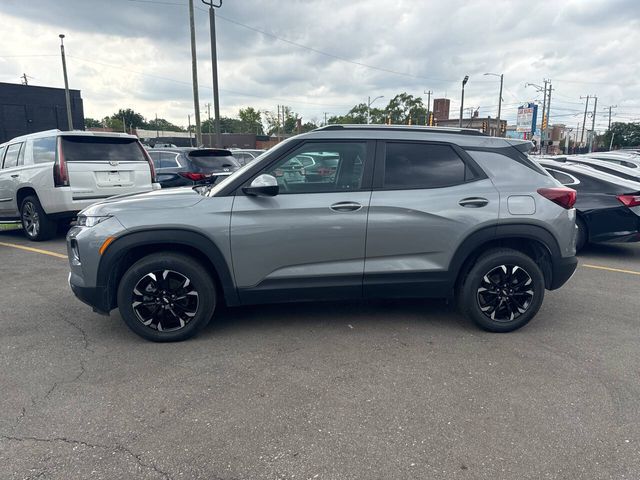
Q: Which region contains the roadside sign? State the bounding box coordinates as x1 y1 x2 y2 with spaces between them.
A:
516 103 538 134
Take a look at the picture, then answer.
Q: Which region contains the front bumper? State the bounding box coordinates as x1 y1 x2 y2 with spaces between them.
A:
549 255 578 290
68 273 111 315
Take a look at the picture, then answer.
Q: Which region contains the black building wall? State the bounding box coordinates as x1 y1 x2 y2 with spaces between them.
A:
0 82 84 143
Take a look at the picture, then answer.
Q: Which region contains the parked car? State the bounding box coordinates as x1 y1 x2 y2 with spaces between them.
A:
67 125 578 342
585 152 640 170
147 148 240 188
538 158 640 250
230 149 266 166
0 129 158 241
559 155 640 182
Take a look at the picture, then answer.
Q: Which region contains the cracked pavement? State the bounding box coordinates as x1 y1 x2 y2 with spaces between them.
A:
1 230 640 479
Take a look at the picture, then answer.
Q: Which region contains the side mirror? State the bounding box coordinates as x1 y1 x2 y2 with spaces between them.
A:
243 174 279 197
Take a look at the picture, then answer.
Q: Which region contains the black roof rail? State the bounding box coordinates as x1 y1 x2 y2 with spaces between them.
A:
314 124 487 136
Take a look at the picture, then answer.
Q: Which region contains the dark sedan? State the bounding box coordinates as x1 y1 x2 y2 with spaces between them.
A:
538 159 640 251
148 148 240 188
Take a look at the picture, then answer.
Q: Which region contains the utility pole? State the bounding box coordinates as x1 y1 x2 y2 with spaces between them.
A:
155 113 159 138
605 105 617 130
580 95 590 146
59 34 74 131
206 102 212 146
544 81 552 153
188 114 193 147
202 0 222 147
323 112 328 126
539 80 548 154
459 75 469 128
589 96 598 153
424 89 432 125
188 0 202 147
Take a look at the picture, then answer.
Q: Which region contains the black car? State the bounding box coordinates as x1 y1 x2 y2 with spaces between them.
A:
148 148 240 188
539 159 640 250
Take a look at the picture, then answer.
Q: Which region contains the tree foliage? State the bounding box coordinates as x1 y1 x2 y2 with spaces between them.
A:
328 93 428 125
84 117 102 128
602 122 640 149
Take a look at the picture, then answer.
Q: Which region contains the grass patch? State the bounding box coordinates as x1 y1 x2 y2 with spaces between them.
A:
0 223 22 232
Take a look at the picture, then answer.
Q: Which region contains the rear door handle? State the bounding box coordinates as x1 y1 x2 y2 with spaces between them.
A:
10 174 19 178
330 201 362 212
459 197 489 208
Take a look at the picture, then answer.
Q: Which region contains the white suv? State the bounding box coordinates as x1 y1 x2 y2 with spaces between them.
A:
0 130 158 241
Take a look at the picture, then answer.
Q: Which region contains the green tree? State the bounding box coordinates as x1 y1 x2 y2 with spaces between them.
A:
84 117 102 128
328 103 385 124
103 116 124 132
201 117 243 134
105 108 147 131
264 106 299 135
602 122 640 149
147 118 184 132
238 107 264 134
386 93 427 125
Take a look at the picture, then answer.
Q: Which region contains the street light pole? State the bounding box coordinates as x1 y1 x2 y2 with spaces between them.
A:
484 73 503 136
366 95 383 124
59 34 73 130
424 89 432 125
589 95 598 153
580 95 590 146
202 0 222 147
187 0 202 147
459 75 469 128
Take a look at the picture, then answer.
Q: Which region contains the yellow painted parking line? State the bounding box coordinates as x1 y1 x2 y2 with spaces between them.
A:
583 264 640 276
0 241 67 259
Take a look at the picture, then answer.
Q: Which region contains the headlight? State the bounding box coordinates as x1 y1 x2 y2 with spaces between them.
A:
76 215 111 227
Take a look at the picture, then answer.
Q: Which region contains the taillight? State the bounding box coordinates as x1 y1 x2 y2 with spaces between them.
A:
537 187 577 209
139 145 157 182
53 137 69 187
617 194 640 207
179 172 208 181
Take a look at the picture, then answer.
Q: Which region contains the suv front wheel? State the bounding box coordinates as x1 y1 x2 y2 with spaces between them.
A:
458 248 545 332
117 253 217 342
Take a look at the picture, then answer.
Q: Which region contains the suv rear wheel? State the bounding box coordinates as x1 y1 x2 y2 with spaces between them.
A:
20 195 57 241
117 253 216 342
458 248 545 332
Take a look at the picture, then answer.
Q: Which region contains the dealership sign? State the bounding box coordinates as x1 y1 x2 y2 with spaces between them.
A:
516 103 538 133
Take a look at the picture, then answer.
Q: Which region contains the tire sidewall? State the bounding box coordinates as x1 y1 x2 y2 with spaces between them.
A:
117 254 216 342
462 251 545 333
20 195 55 241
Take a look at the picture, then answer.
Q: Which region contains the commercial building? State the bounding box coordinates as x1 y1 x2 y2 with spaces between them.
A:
0 82 84 143
436 116 507 137
432 98 451 122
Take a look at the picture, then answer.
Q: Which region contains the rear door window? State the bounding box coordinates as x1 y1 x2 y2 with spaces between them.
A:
3 143 23 169
33 137 57 164
383 142 474 189
61 136 146 162
160 152 180 168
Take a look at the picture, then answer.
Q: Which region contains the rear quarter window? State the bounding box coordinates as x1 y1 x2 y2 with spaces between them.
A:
33 137 57 164
61 136 146 162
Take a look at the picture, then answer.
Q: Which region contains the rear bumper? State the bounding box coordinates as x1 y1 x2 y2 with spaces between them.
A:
68 273 111 315
549 255 578 290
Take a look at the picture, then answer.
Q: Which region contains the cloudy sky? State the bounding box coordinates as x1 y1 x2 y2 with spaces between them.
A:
1 0 639 132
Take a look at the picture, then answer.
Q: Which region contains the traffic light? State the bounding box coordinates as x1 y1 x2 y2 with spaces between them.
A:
481 120 487 133
428 112 434 126
542 114 548 130
500 122 506 134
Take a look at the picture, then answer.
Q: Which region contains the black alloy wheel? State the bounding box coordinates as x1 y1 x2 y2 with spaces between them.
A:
117 253 216 342
476 264 534 322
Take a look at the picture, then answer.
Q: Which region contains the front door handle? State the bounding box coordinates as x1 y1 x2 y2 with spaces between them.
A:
10 174 19 178
459 197 489 208
330 201 362 212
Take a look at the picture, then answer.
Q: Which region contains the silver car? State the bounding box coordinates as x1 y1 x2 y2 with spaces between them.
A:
67 125 578 341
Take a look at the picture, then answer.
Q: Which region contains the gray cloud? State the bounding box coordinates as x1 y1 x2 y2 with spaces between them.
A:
1 0 639 128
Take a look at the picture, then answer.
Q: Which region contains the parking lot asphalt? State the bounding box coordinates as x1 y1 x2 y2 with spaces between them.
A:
1 228 639 480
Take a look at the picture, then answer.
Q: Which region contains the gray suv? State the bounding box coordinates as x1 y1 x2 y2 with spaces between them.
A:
67 125 578 342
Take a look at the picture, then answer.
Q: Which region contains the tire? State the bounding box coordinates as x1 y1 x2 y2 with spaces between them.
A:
117 253 216 342
575 217 588 252
457 248 545 333
20 195 57 241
